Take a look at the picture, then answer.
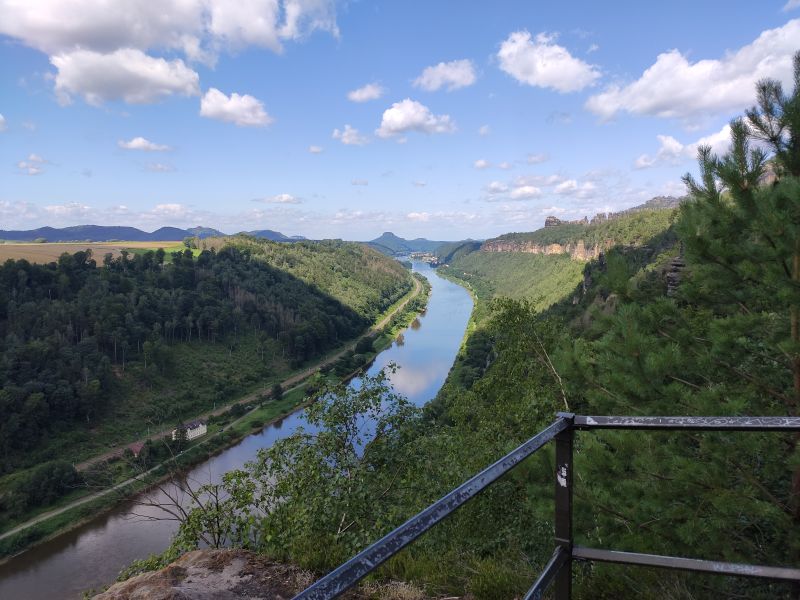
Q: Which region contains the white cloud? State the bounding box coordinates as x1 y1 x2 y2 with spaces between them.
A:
52 48 199 105
413 59 477 92
498 161 512 170
515 174 566 187
200 88 272 127
509 185 541 199
0 0 338 61
497 31 600 93
118 136 171 151
587 43 599 54
485 172 586 202
44 202 90 217
634 124 732 169
0 1 205 56
474 159 491 169
406 210 478 224
17 153 46 175
478 124 490 136
332 124 369 145
351 179 369 186
0 1 338 105
783 0 800 11
254 193 302 204
152 203 188 217
376 99 455 138
145 162 175 172
347 82 385 102
0 114 6 132
486 181 509 194
308 145 323 153
586 20 800 121
554 179 597 198
527 153 549 164
413 181 427 187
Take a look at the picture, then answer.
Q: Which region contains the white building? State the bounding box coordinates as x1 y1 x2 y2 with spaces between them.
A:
172 420 207 441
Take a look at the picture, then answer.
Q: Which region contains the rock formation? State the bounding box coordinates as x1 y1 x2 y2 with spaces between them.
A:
481 238 610 261
92 549 435 600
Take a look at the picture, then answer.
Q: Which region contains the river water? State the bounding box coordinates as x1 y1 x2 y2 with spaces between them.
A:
0 261 473 599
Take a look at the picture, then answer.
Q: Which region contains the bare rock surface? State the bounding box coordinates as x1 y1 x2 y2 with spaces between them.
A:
93 549 313 600
92 548 446 600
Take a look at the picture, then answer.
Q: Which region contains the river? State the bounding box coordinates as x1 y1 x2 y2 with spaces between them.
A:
0 261 473 599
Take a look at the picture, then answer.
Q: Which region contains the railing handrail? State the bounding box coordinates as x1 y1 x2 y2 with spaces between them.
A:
293 415 800 599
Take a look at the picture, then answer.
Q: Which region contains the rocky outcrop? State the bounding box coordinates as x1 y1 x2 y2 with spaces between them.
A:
481 238 611 261
544 215 589 227
93 549 437 600
664 256 686 297
93 550 310 600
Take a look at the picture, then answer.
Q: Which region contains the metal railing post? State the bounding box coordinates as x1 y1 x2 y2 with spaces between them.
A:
554 412 575 600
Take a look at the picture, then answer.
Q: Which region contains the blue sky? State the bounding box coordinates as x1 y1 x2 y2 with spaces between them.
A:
1 1 799 240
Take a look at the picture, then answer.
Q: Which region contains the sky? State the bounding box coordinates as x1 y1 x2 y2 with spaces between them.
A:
1 1 799 241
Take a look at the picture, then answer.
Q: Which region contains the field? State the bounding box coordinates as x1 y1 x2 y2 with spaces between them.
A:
0 241 184 264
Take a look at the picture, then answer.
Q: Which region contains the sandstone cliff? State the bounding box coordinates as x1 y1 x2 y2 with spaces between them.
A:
481 238 610 261
93 548 439 600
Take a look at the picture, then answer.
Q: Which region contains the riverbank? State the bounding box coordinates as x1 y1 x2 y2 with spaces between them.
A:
0 272 428 564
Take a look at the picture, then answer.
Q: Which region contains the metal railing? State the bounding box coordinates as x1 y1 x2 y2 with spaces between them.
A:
293 414 800 599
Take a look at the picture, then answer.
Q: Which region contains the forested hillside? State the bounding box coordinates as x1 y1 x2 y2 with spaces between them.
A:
146 64 800 599
486 207 677 256
0 239 411 479
433 240 481 264
439 252 584 317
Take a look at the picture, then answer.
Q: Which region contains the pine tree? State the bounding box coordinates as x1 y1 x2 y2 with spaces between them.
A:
681 51 800 528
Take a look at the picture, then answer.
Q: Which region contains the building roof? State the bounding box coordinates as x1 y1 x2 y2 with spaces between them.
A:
128 441 145 454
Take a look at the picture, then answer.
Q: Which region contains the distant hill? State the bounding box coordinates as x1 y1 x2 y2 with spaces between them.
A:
365 232 451 255
185 226 226 238
0 225 225 242
244 230 308 242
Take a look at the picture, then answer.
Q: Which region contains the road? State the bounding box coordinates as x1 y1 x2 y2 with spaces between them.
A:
1 276 423 543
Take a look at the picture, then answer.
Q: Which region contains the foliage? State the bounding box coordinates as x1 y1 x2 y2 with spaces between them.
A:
439 252 585 320
168 369 424 569
433 241 481 264
0 461 80 527
218 237 412 321
492 208 677 251
0 238 411 525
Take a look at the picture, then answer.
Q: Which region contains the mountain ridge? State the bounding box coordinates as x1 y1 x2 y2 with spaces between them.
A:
0 225 305 243
365 232 453 255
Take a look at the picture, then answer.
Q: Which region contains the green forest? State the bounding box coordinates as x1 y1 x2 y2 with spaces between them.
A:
138 61 800 599
493 208 677 250
0 238 412 528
